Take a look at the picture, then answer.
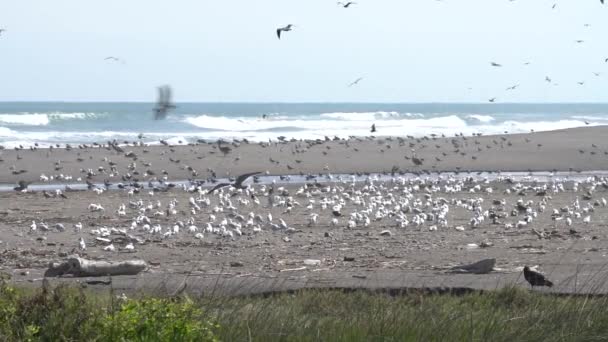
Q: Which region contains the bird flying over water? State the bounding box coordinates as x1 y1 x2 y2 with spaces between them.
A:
349 77 363 87
154 85 176 120
488 98 496 103
277 24 294 39
506 84 519 91
209 171 261 193
338 1 356 7
523 266 554 288
490 62 502 67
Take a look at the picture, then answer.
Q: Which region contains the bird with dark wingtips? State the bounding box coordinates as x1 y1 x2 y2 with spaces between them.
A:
523 266 554 288
276 24 294 39
370 123 376 133
209 171 261 193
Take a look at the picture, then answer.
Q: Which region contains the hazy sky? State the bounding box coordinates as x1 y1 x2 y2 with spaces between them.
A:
0 0 607 102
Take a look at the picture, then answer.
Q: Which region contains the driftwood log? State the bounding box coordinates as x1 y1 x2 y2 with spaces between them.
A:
44 257 147 277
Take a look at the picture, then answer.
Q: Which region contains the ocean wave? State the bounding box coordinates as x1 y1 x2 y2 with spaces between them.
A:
0 112 103 126
319 111 424 121
571 115 608 121
465 114 495 123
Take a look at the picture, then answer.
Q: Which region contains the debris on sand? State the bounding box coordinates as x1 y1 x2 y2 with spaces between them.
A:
44 257 147 277
449 258 496 274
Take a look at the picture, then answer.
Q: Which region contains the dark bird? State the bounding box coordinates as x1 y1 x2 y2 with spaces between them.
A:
154 85 176 120
488 98 496 103
0 29 5 36
348 77 363 87
276 24 294 39
208 171 261 193
523 266 554 288
14 180 29 192
577 81 585 86
490 62 502 67
545 76 552 83
338 1 356 8
506 84 519 91
370 123 376 133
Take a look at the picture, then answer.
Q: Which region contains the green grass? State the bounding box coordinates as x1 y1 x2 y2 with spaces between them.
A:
3 277 608 341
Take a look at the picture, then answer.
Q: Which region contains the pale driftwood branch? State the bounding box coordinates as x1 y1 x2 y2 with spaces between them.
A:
44 257 147 277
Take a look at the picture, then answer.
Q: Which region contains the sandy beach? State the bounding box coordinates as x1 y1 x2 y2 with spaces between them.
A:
2 126 608 295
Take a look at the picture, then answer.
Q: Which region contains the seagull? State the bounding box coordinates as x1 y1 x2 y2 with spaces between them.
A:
505 84 519 91
79 237 87 251
154 85 176 120
545 76 552 83
14 180 29 192
348 77 363 87
0 29 5 36
277 24 294 39
488 98 496 103
593 72 601 77
575 40 585 43
577 81 585 86
523 266 554 288
370 124 376 133
490 62 502 67
338 1 356 7
104 56 122 62
209 171 261 193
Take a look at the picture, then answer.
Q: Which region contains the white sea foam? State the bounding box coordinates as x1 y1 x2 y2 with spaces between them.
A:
465 114 495 123
0 112 101 126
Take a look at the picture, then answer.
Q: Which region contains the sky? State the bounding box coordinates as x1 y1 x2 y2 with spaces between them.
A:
0 0 607 102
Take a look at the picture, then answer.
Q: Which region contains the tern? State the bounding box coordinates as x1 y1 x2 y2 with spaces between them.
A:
348 77 363 87
338 2 356 7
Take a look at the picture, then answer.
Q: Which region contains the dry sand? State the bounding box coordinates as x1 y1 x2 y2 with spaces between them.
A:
2 126 608 296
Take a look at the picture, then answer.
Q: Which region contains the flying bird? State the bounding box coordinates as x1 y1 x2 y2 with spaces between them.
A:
523 266 554 288
154 85 176 120
349 77 363 87
338 1 356 7
488 98 496 103
490 62 502 67
277 24 294 39
104 56 124 64
0 29 5 36
209 171 261 193
545 76 552 83
506 84 519 91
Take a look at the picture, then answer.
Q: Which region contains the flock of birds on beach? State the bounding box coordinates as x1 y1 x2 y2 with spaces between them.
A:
6 131 608 289
3 2 608 290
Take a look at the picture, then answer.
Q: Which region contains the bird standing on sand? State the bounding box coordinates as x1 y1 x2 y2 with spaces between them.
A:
370 124 376 133
523 266 554 288
277 25 294 39
209 171 261 193
154 85 176 120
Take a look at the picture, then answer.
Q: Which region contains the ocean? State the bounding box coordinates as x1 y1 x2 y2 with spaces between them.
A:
0 102 607 148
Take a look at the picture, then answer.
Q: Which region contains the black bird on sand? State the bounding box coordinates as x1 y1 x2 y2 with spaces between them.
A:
523 266 554 288
209 172 261 193
371 124 376 133
154 85 176 120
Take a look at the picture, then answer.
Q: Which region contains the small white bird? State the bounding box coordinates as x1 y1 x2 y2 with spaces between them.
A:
124 243 135 250
583 215 591 224
74 222 83 232
79 237 87 251
103 244 116 252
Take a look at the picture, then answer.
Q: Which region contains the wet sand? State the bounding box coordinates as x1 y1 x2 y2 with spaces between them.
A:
2 126 608 295
1 126 608 186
